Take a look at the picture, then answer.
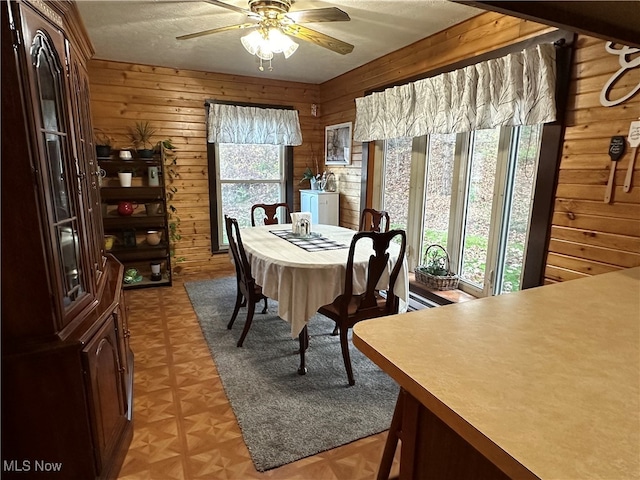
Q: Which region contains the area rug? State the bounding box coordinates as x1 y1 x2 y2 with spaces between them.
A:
184 277 399 472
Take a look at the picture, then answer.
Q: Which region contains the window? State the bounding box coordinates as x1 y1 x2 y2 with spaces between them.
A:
375 124 542 297
213 143 286 247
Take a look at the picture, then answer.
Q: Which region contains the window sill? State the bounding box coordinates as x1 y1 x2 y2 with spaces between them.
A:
409 273 477 306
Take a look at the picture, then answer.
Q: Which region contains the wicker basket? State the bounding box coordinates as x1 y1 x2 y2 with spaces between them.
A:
415 244 459 291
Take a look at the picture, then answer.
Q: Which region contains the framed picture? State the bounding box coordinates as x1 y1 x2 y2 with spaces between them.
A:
325 122 352 165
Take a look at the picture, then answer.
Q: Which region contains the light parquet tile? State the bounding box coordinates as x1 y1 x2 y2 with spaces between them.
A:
117 272 399 480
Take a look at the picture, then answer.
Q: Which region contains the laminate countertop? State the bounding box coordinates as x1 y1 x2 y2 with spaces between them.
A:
353 267 640 479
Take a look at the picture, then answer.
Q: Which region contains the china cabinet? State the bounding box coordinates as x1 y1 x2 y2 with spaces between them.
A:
300 189 339 225
1 1 132 478
98 152 172 289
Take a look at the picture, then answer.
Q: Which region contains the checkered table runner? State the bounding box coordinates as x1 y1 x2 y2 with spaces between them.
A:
270 229 348 252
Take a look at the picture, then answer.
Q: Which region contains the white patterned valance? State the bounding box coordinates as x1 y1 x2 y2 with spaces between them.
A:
354 43 557 142
207 104 303 145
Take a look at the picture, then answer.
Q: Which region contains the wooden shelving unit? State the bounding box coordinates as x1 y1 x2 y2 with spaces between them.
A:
99 153 172 289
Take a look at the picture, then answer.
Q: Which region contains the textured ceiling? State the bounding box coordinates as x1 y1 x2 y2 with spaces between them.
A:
76 0 482 84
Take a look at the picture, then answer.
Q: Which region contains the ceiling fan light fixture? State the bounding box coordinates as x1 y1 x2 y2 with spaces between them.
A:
256 44 274 61
282 40 298 59
240 30 262 55
265 27 288 53
241 24 299 67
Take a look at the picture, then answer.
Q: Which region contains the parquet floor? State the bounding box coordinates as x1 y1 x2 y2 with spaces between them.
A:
118 269 400 480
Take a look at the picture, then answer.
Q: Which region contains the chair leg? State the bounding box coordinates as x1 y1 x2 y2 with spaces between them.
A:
261 297 268 314
339 326 355 386
227 290 243 329
237 300 256 347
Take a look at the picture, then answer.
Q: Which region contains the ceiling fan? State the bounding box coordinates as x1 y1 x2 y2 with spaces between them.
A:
177 0 354 69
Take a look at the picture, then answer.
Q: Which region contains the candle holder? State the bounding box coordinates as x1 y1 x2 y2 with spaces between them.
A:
150 262 162 281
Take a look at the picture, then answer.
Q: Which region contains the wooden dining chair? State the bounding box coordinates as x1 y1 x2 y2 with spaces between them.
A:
251 202 291 226
360 208 390 232
225 215 268 347
319 229 407 386
333 208 390 336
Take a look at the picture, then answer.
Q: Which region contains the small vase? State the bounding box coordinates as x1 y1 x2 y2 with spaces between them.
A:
118 172 132 187
146 230 162 246
310 178 318 190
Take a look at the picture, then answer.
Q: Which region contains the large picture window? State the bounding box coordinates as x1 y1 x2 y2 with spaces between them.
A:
375 124 542 297
213 143 286 247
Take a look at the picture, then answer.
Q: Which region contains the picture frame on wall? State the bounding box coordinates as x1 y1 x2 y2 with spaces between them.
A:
325 122 352 165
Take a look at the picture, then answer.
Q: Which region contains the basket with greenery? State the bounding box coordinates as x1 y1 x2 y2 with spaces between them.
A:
415 244 459 291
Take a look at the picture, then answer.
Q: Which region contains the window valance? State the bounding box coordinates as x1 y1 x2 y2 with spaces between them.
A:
207 103 303 146
353 43 557 142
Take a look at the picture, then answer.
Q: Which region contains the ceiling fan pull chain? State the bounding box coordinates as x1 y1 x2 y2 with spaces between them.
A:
268 58 273 71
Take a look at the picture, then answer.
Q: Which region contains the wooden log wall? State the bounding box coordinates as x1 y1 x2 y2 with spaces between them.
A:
89 11 640 280
548 36 640 282
88 62 320 275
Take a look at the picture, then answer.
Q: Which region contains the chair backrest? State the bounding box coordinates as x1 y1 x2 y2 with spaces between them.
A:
225 215 257 296
339 229 407 321
359 208 390 232
251 202 291 226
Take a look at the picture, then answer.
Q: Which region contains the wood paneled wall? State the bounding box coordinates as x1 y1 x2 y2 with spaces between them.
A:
88 62 320 274
548 36 640 282
88 11 640 280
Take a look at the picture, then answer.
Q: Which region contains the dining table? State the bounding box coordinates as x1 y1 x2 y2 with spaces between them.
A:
239 223 409 374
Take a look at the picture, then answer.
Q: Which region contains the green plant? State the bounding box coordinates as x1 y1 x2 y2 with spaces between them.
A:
94 128 112 146
300 166 321 185
424 247 449 276
160 139 185 272
128 121 157 150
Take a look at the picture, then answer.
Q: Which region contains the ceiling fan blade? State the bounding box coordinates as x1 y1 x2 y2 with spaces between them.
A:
202 0 255 17
282 24 354 55
285 7 350 23
177 23 256 41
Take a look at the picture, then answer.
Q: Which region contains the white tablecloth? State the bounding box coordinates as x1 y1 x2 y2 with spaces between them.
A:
239 224 409 337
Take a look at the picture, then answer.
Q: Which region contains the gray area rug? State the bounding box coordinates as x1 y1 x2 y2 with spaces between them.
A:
184 276 399 472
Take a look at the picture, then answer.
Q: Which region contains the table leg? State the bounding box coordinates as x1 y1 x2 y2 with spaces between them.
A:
297 325 308 375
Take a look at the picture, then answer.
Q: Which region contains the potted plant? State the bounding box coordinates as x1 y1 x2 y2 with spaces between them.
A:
128 121 156 158
300 167 321 190
94 129 113 158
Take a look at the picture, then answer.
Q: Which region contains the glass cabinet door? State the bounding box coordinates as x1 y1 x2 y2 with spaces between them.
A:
69 43 105 284
28 23 92 325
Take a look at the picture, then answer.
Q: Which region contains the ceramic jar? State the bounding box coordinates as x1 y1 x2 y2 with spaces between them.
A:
146 230 162 246
118 172 132 187
104 235 116 251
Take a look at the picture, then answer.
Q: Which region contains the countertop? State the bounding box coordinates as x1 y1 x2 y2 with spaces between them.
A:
353 267 640 479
